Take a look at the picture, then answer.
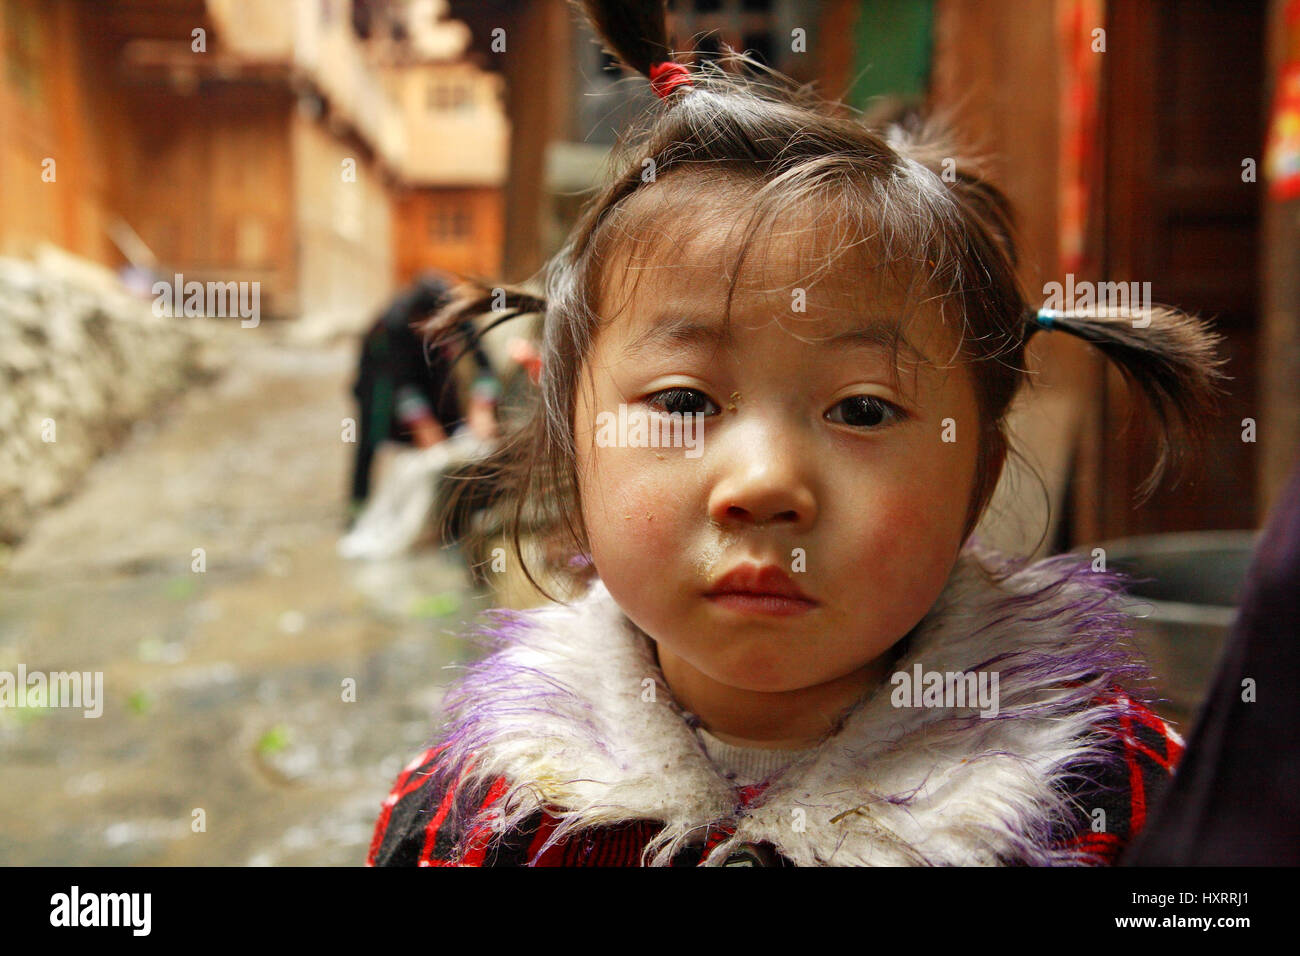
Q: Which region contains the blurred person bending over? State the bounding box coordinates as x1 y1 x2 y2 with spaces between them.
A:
348 273 498 522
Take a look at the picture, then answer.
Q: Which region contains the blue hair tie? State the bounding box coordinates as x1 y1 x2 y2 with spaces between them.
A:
1034 309 1062 331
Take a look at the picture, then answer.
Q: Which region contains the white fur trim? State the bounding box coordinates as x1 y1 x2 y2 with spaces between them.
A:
445 547 1146 865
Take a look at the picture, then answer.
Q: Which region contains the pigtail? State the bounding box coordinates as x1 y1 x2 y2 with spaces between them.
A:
892 116 1229 511
1027 306 1230 502
413 277 546 399
416 278 546 360
573 0 675 78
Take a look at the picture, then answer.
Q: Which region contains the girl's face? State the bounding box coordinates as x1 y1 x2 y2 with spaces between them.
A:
573 191 982 696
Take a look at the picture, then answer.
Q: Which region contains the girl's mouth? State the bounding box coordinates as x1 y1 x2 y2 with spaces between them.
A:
704 593 819 616
703 563 819 616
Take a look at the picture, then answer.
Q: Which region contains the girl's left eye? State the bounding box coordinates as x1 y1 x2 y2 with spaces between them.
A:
644 387 720 416
826 394 904 429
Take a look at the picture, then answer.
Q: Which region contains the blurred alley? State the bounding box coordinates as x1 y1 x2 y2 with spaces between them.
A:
0 322 491 864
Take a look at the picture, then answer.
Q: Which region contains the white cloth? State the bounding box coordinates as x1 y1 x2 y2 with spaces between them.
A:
338 427 493 560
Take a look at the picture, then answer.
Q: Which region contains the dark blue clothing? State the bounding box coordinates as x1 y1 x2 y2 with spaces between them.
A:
1124 456 1300 864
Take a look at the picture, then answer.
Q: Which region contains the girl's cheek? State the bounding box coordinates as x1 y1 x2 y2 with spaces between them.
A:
584 448 689 563
623 462 690 545
841 487 957 590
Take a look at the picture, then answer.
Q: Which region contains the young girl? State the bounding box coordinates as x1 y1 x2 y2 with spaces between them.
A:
368 0 1225 867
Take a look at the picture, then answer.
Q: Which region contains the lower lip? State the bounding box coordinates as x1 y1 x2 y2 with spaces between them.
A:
705 593 818 616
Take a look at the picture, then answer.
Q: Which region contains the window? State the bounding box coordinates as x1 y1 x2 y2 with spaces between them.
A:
429 206 472 242
427 81 472 112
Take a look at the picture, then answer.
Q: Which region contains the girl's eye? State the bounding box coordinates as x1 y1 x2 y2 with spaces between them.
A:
826 394 903 429
644 387 719 416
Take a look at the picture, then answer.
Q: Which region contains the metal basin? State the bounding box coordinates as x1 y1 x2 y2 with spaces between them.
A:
1080 531 1260 726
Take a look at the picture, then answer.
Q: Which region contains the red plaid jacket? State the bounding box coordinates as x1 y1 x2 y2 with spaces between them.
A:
367 695 1183 867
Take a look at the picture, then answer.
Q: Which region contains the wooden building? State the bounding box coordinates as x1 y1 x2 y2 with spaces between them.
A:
385 58 507 285
0 0 124 267
1 0 508 325
2 0 433 326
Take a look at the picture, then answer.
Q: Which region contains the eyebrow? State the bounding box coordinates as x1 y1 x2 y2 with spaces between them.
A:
619 312 920 362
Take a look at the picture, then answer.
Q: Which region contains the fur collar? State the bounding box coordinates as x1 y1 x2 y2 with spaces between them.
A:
434 543 1150 866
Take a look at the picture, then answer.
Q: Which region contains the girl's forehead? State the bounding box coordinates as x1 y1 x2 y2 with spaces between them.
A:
594 253 957 373
599 203 928 327
586 175 968 371
598 176 933 319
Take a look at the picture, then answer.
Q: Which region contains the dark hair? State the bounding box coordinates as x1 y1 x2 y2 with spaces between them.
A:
423 0 1227 602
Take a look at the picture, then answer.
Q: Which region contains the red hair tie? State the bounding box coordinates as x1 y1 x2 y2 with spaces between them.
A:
648 61 693 98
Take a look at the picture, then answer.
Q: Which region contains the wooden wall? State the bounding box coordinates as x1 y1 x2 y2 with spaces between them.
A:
930 0 1267 547
1262 0 1300 514
392 186 504 286
292 113 394 325
0 0 116 264
110 81 296 311
2 0 403 325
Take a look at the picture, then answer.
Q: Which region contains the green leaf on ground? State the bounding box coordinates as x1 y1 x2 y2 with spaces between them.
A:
408 592 460 618
257 724 291 756
165 577 197 600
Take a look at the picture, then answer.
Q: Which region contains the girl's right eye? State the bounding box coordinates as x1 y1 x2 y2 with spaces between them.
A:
644 387 720 416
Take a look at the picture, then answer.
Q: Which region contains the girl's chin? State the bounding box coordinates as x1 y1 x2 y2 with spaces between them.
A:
696 655 832 694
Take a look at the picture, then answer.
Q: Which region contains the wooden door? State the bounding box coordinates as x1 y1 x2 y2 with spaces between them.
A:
1090 0 1267 537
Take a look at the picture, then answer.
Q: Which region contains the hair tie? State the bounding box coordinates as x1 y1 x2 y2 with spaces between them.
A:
649 61 693 98
1033 309 1062 332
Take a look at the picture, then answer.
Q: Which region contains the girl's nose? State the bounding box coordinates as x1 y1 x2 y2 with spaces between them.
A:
707 432 818 531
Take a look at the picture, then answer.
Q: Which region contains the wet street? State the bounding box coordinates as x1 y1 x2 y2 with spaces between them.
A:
0 328 493 865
